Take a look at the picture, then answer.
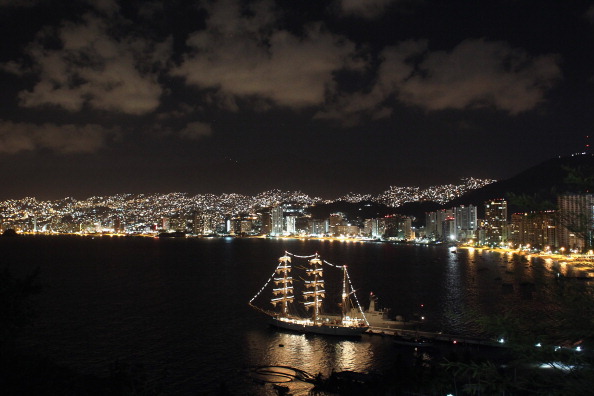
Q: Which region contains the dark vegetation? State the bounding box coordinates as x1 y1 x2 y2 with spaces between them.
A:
439 274 594 395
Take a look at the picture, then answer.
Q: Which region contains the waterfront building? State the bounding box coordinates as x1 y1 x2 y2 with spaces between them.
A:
424 209 454 240
285 215 297 235
442 216 456 241
240 219 253 234
454 205 477 241
112 217 124 233
371 218 386 239
193 211 223 235
557 194 594 251
228 213 257 235
362 218 373 237
383 215 413 240
271 204 283 236
295 216 310 235
484 199 508 245
169 216 187 232
401 216 413 240
216 222 227 235
510 211 557 249
425 211 437 239
308 219 326 235
329 212 345 236
336 224 360 236
259 210 272 235
193 211 205 234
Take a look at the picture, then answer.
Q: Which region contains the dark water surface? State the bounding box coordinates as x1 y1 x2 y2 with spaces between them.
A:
1 236 555 394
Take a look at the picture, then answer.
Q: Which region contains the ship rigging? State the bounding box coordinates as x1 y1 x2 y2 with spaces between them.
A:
249 251 369 336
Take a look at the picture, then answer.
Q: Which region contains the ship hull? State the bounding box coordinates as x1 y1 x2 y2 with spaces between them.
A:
270 317 368 337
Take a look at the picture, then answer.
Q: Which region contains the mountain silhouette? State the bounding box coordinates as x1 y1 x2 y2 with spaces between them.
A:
444 154 594 216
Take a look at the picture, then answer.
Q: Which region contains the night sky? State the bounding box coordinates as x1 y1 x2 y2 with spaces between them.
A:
1 0 593 200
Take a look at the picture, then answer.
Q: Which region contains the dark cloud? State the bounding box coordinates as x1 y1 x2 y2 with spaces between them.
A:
0 0 590 198
178 121 212 140
336 0 416 19
172 0 361 110
12 13 169 115
317 38 561 125
392 39 561 114
86 0 120 15
0 60 28 76
0 120 117 153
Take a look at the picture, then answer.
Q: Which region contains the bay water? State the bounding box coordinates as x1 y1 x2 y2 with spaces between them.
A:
1 236 555 394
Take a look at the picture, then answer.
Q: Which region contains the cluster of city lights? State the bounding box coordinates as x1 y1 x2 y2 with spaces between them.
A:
377 177 496 206
0 179 495 234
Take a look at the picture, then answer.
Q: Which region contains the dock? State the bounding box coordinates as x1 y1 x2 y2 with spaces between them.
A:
366 325 502 348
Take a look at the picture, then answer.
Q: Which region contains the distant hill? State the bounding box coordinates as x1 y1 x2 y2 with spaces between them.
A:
391 201 443 226
306 155 594 224
306 200 442 227
306 201 393 221
444 154 594 216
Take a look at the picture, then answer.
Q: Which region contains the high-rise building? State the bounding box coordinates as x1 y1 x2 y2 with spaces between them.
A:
271 204 284 236
382 215 413 240
362 218 373 237
295 217 310 235
442 216 456 241
425 212 438 239
425 209 454 240
169 216 187 232
308 219 325 235
336 224 360 236
285 215 297 235
259 210 272 235
557 194 594 251
484 199 508 245
510 211 557 249
454 205 477 241
371 218 386 239
240 219 253 234
400 217 413 240
193 211 205 235
328 212 345 236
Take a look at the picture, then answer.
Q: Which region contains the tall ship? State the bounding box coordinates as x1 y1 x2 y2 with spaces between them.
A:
249 252 369 336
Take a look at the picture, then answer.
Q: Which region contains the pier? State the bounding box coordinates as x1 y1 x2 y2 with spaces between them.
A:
366 325 502 347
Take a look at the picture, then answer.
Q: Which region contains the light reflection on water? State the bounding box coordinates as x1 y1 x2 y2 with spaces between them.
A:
241 328 398 396
245 330 375 375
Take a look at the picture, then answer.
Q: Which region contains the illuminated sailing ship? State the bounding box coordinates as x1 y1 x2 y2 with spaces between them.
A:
249 252 369 336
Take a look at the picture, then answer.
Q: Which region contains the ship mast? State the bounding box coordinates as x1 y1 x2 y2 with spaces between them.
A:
271 254 294 316
341 265 351 322
304 253 325 323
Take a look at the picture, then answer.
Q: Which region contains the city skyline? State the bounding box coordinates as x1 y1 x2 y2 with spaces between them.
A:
1 1 593 199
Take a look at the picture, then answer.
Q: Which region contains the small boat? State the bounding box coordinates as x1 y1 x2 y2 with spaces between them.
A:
249 252 369 336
